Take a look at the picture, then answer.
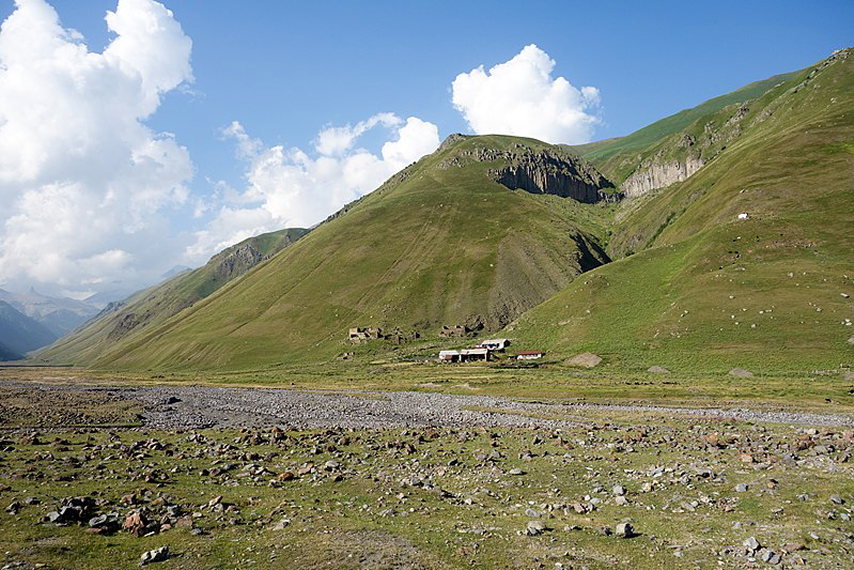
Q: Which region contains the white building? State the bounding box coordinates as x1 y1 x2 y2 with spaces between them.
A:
478 338 510 351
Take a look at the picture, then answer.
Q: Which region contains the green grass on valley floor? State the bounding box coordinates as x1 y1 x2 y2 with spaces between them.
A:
0 410 851 568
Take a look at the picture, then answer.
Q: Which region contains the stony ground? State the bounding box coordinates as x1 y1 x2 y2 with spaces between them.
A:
1 381 852 430
0 380 853 569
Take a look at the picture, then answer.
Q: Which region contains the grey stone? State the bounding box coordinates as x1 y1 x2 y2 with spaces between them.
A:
830 494 845 505
566 353 602 368
729 368 754 378
744 536 761 552
139 546 169 566
88 514 109 528
525 520 545 536
736 483 749 493
615 522 634 538
271 518 290 530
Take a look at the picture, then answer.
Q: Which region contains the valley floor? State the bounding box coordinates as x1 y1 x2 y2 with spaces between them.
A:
0 376 853 568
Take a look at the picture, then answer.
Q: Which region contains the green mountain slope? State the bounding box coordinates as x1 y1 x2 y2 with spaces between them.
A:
509 48 854 373
0 300 57 357
87 135 615 370
574 71 795 174
37 227 307 365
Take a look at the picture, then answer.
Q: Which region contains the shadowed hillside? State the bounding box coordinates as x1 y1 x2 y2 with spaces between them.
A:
0 300 57 358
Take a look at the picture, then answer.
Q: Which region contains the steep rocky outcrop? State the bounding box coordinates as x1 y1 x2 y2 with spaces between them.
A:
621 156 705 197
211 241 273 283
440 138 619 203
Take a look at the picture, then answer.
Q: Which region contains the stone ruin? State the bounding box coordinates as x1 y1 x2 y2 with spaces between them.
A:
440 324 472 338
348 327 384 344
348 327 420 345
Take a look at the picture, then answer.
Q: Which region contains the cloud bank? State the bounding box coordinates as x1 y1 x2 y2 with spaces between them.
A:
189 115 440 257
0 0 194 295
451 44 600 144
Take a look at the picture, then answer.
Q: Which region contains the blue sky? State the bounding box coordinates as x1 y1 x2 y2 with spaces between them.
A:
0 0 851 297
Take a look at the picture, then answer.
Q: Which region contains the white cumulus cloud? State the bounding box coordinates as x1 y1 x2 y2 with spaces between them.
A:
0 0 193 295
188 115 440 257
451 44 601 144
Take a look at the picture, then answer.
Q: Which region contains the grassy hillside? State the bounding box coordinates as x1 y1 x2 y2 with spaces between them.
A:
37 228 307 365
574 71 796 182
88 135 615 370
509 48 854 373
49 49 853 376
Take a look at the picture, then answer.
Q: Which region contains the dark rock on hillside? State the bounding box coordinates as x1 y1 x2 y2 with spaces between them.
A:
439 139 618 203
438 132 469 151
211 241 276 283
107 312 150 342
490 148 619 203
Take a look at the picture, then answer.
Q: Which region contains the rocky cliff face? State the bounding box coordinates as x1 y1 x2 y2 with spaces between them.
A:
492 152 621 203
440 137 619 204
211 242 267 282
621 156 705 197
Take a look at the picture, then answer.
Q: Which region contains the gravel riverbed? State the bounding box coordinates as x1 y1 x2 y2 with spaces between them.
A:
4 380 852 429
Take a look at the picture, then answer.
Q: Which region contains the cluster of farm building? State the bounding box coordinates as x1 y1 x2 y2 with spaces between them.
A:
347 327 543 363
438 338 544 363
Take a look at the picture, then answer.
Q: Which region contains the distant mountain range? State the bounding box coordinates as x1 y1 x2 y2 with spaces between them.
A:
35 47 854 375
0 288 99 338
0 300 57 360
